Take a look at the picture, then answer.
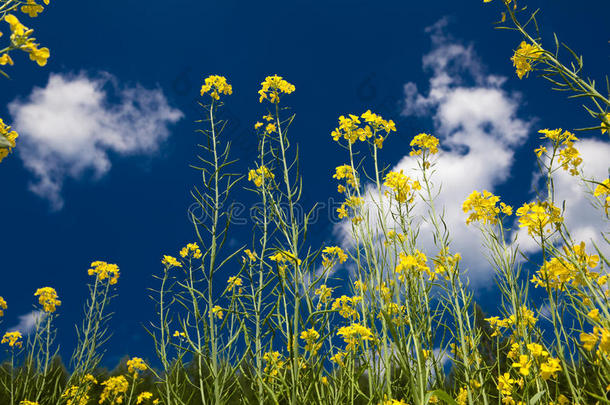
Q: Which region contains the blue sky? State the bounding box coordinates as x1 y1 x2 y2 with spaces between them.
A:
0 0 608 367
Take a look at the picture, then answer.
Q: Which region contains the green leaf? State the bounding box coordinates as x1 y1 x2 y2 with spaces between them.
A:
529 390 546 405
425 389 459 405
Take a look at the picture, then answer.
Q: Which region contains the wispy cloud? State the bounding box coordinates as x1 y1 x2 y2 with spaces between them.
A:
9 72 183 209
8 310 47 335
333 18 532 287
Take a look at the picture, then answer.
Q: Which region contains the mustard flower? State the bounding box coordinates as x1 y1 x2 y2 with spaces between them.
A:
211 305 223 320
409 133 439 156
19 401 39 405
269 250 301 276
0 296 6 316
227 276 243 292
539 357 561 380
62 385 90 405
0 53 14 66
456 387 468 405
337 323 374 351
136 392 158 404
333 164 358 189
263 351 285 379
511 354 531 376
99 375 128 404
34 286 61 313
126 357 147 376
173 330 186 338
254 121 263 130
1 331 22 348
258 75 295 103
314 284 333 306
300 328 321 355
330 351 345 367
332 295 360 319
321 246 348 268
88 261 120 285
0 118 19 163
21 0 45 18
497 372 515 396
526 343 549 360
384 170 421 204
395 250 430 281
462 190 512 225
161 255 182 268
243 249 257 263
593 178 609 215
511 41 543 79
248 166 274 187
200 75 232 100
515 200 563 238
601 113 610 134
179 242 202 259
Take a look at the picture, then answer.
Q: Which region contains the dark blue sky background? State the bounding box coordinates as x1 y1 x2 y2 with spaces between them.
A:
0 0 608 367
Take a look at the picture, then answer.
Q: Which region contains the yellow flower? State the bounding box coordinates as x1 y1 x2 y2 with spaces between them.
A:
463 190 512 225
314 284 333 306
333 164 358 188
34 287 61 313
88 261 120 285
321 246 348 268
265 123 276 133
588 308 600 322
395 250 430 281
2 331 22 348
254 121 263 130
409 133 439 156
269 250 301 276
136 392 154 404
0 296 6 316
300 328 321 354
99 375 128 405
511 41 543 79
263 351 285 379
515 201 563 238
330 351 345 367
539 357 561 380
161 255 182 268
62 384 91 405
126 357 147 375
258 75 295 103
337 323 374 351
248 166 275 187
200 75 232 100
321 376 328 385
4 14 28 36
601 113 610 134
384 170 421 204
179 242 202 259
511 354 531 376
243 249 257 263
21 0 44 17
497 372 515 396
456 387 468 405
19 401 39 405
0 53 14 66
332 295 360 319
526 343 548 359
211 305 223 319
0 118 19 163
593 178 610 215
173 330 186 338
227 276 243 292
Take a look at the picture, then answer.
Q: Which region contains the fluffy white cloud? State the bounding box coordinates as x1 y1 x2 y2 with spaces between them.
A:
8 310 47 335
9 72 183 209
333 18 532 287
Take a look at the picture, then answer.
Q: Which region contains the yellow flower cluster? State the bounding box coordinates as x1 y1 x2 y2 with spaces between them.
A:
333 164 358 192
602 113 610 134
258 75 295 104
580 326 610 356
593 179 610 215
300 328 321 355
62 376 97 405
383 170 421 204
321 246 348 268
531 242 600 290
515 201 563 238
227 276 243 293
248 166 275 187
88 261 120 285
161 255 182 268
1 331 22 348
0 118 19 163
269 250 301 276
19 401 39 405
3 15 50 66
511 41 543 79
136 392 159 404
180 242 202 259
462 190 512 225
538 129 581 175
173 330 186 338
127 357 147 376
243 249 257 263
432 247 461 279
331 295 361 319
330 351 345 367
200 75 232 100
337 323 374 351
379 398 409 405
263 351 285 379
485 306 538 337
99 375 129 405
211 305 223 320
21 0 49 18
331 111 394 145
314 284 333 307
409 133 439 157
0 296 6 316
395 250 430 281
337 195 364 223
34 287 61 313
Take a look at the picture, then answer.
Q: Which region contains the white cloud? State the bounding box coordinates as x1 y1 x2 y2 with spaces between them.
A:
9 72 183 209
8 310 47 335
333 18 532 287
